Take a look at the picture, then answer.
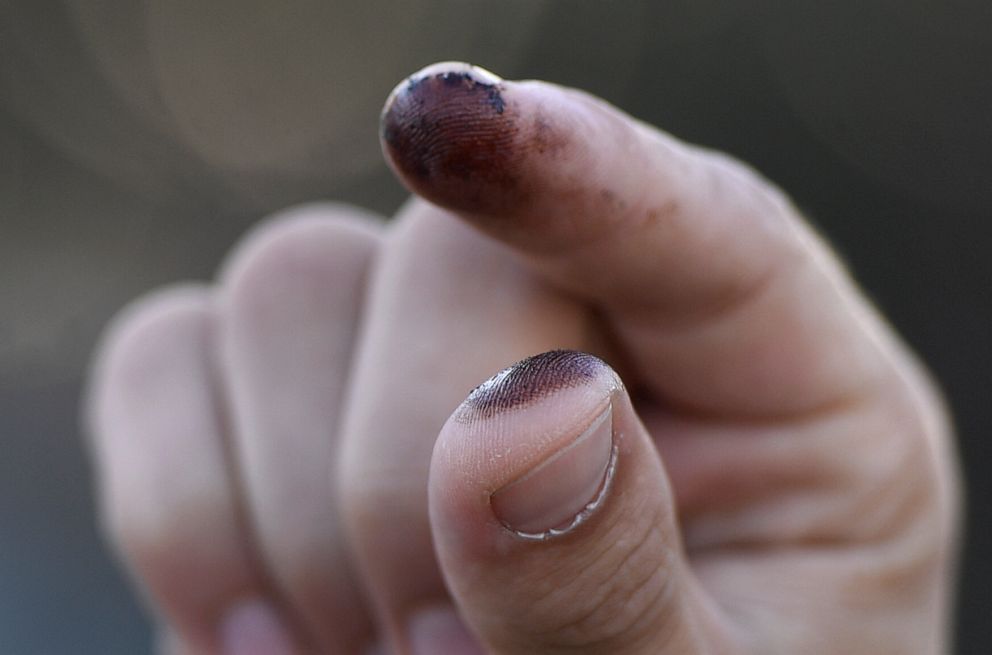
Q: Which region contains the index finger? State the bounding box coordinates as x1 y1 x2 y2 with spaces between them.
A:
381 62 901 419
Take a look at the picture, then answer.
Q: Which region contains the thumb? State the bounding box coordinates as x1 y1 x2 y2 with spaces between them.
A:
428 351 732 655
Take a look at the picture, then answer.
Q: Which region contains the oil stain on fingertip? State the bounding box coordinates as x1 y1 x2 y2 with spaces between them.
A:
457 350 610 422
432 69 505 114
379 64 522 213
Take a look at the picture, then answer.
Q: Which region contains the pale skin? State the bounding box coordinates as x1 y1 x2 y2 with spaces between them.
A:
84 63 961 655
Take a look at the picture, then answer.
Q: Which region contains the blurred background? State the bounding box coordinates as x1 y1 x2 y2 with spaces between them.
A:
1 0 989 652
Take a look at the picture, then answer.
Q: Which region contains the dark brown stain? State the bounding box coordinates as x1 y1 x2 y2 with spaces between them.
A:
531 112 567 157
599 188 628 214
456 350 606 422
380 69 521 214
639 199 680 228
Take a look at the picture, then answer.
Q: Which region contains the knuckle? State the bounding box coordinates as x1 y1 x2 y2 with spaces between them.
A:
101 487 220 586
220 203 381 299
98 285 213 369
100 492 250 617
85 284 213 437
847 365 958 561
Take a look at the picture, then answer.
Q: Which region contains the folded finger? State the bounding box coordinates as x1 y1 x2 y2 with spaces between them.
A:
84 287 297 654
216 204 382 652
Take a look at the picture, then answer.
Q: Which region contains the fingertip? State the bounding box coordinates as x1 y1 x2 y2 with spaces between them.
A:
216 201 383 291
380 62 521 215
429 351 719 653
84 284 214 444
381 61 503 114
379 61 641 249
90 284 214 377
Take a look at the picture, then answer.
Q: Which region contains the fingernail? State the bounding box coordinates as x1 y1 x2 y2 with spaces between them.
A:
408 605 484 655
491 403 616 539
220 598 295 655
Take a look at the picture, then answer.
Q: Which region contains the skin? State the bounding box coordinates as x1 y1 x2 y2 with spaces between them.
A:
84 63 960 654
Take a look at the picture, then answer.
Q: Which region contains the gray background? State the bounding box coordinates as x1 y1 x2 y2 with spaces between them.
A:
1 1 990 652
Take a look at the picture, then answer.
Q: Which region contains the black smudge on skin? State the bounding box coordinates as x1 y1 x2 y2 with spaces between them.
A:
457 350 607 422
379 68 521 213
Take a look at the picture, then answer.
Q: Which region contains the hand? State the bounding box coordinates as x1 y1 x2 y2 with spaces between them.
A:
85 63 960 654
